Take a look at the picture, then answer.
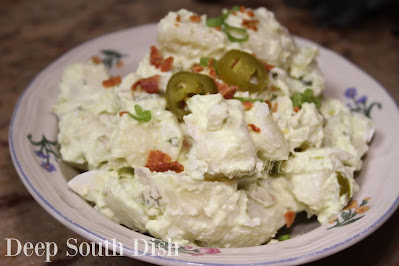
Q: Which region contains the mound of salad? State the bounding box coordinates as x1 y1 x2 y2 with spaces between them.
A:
53 6 375 248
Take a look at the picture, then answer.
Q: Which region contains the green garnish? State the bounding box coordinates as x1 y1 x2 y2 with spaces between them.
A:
222 24 249 42
200 57 218 69
206 6 248 43
128 104 152 122
291 89 321 109
117 167 135 176
233 97 264 103
272 73 278 79
299 76 313 86
278 234 291 241
167 137 179 147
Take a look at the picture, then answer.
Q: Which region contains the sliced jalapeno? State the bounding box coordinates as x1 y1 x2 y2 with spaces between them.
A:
166 71 218 120
217 50 269 92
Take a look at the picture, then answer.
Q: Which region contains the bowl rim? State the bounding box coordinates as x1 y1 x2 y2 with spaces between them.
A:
9 23 399 265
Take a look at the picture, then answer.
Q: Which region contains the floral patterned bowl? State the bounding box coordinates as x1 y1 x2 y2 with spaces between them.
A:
9 24 399 265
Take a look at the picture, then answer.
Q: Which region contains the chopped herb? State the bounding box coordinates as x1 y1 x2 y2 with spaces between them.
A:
234 97 264 103
128 104 152 122
299 76 313 86
100 49 126 69
200 57 218 68
278 234 291 241
222 24 249 42
291 89 321 109
272 72 278 79
167 137 179 147
206 6 248 43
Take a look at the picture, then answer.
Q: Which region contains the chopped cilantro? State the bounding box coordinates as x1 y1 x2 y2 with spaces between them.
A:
291 89 321 109
128 105 152 122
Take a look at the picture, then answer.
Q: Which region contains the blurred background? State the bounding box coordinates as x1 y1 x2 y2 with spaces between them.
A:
1 0 398 265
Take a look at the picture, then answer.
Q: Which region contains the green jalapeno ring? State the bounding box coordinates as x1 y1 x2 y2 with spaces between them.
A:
166 71 218 120
217 49 269 92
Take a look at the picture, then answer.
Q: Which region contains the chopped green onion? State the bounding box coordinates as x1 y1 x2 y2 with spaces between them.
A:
278 234 291 241
205 6 248 43
222 23 248 42
206 17 224 27
233 97 264 103
291 89 321 109
272 73 278 79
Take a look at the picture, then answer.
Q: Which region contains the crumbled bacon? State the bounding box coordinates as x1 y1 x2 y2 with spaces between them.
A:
91 56 101 64
209 68 217 79
149 46 173 71
261 61 275 71
207 58 215 69
102 76 121 88
284 210 296 228
215 81 237 99
243 101 254 110
150 46 163 68
240 6 246 13
131 75 161 94
242 19 259 31
189 15 201 23
192 64 204 73
270 85 278 91
214 26 221 31
160 56 174 72
265 100 272 109
246 10 255 17
176 14 181 22
248 123 261 133
119 111 129 116
145 150 184 173
293 107 300 113
273 102 278 113
231 11 237 16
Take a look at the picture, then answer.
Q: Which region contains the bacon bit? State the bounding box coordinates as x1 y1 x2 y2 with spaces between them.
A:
209 68 217 79
293 107 300 113
248 123 261 133
242 19 259 31
273 102 278 113
192 64 204 73
243 101 254 110
189 15 201 23
119 111 129 116
231 11 237 16
270 85 278 91
214 26 221 31
150 46 163 68
182 136 191 148
145 150 184 173
240 6 246 13
176 14 181 22
131 75 161 94
215 81 237 99
160 56 174 72
265 100 272 109
102 76 121 88
261 61 275 71
246 10 255 17
116 60 124 68
91 56 101 64
207 58 214 69
174 22 179 27
284 210 296 228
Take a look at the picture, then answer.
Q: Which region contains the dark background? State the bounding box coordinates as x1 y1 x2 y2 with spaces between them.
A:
1 0 398 265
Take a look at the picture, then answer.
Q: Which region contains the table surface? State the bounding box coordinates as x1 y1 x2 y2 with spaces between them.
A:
1 0 398 265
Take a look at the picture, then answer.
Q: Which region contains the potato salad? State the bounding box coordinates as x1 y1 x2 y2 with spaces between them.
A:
54 6 375 248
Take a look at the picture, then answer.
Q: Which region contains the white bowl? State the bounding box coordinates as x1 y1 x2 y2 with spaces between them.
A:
9 24 399 265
